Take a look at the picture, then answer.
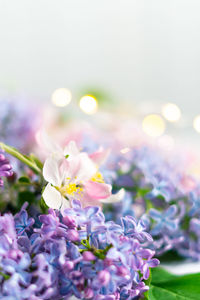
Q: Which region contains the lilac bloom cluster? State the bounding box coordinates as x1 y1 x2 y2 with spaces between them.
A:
0 152 13 187
100 145 200 259
176 191 200 260
0 201 159 299
0 99 41 152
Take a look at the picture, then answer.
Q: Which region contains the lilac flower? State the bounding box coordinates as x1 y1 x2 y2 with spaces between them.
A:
104 192 135 223
1 253 32 286
189 192 200 216
147 179 175 202
106 236 133 266
0 153 13 187
63 200 105 234
59 271 83 298
190 218 200 237
97 270 111 287
101 143 197 258
153 233 184 256
120 282 149 300
0 202 159 299
149 205 179 235
121 215 153 242
0 99 41 153
14 204 34 236
130 242 154 271
2 274 37 300
38 209 66 237
141 250 160 279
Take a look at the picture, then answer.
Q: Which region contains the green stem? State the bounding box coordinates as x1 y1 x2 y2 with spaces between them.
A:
0 142 42 175
0 271 10 280
145 197 154 212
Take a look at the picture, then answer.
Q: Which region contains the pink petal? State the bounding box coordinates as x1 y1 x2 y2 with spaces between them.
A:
84 181 112 200
89 148 110 166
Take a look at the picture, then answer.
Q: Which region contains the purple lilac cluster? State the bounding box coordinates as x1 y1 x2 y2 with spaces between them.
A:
0 201 159 299
0 152 13 187
0 99 41 152
177 191 200 260
102 146 200 259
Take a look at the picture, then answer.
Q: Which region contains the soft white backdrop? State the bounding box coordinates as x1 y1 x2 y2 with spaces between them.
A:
0 0 200 117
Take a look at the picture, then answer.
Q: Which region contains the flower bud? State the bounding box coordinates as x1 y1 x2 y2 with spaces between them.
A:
82 251 96 261
64 260 74 271
117 266 129 277
84 287 94 299
66 229 79 242
98 270 110 286
63 215 76 228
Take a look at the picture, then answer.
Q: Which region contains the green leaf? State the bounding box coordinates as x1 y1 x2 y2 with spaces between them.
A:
158 250 184 263
143 269 152 299
137 188 151 197
149 267 200 300
30 154 43 170
18 176 31 184
151 267 177 284
18 191 35 207
40 197 48 214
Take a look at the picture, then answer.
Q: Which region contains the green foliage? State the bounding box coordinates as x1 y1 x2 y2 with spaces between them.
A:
18 176 31 184
18 191 35 207
143 269 152 299
148 267 200 300
40 197 48 214
158 250 185 263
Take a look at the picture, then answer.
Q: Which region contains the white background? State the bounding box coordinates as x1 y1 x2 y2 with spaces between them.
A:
0 0 200 119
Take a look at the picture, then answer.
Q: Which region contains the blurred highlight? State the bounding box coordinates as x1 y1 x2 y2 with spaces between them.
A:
193 115 200 133
142 114 165 137
162 103 181 122
51 88 72 107
79 95 98 114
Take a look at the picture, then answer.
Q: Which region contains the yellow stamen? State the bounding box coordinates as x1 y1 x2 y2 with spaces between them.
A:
59 183 83 197
91 172 104 183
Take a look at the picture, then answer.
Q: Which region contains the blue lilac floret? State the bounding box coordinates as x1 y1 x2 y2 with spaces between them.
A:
0 201 159 299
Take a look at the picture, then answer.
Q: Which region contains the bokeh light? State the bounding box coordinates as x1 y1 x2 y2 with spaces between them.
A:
162 103 181 122
51 88 72 107
120 147 130 154
142 114 165 137
193 115 200 133
79 95 98 114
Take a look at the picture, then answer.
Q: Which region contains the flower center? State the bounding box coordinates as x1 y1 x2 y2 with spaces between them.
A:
91 171 104 183
59 183 83 197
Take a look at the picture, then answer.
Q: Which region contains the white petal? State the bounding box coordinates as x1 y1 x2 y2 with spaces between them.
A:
36 129 62 155
42 184 63 209
100 188 125 204
60 199 71 215
43 156 62 186
75 153 97 183
63 141 80 159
